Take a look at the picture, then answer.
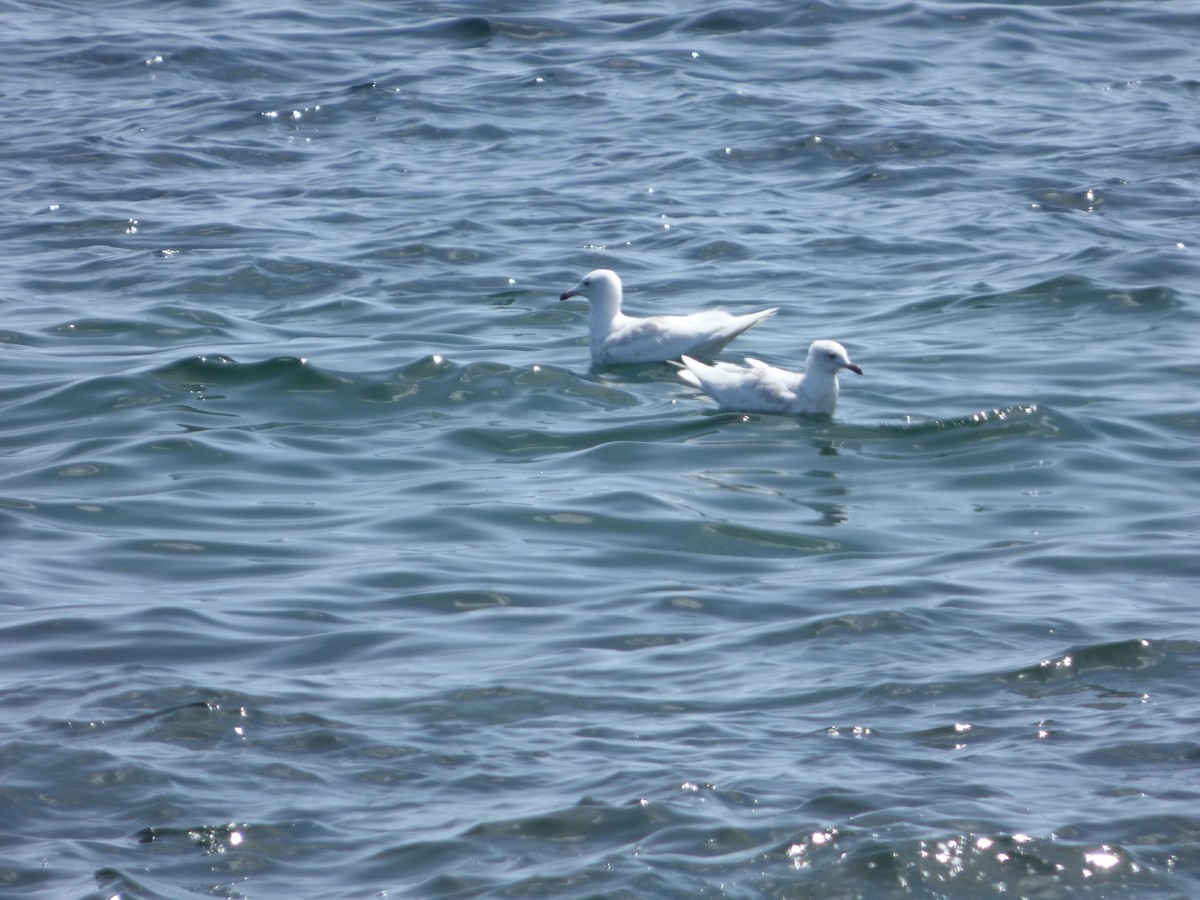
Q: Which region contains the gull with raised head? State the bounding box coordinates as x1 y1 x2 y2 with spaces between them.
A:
559 269 777 365
677 339 862 416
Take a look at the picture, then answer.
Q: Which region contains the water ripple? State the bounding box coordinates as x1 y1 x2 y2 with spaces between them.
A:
2 0 1200 897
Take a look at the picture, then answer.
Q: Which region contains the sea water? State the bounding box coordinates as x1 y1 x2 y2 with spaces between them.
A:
2 2 1199 897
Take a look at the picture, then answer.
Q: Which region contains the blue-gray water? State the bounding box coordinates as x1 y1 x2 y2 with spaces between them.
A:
2 2 1199 897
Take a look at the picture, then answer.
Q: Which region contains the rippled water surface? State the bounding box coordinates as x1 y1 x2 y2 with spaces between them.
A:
3 1 1200 897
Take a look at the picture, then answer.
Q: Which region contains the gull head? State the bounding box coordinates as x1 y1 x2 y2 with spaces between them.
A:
807 340 863 376
560 269 623 314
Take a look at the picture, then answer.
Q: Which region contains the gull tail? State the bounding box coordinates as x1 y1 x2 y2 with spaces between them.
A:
723 307 778 343
689 307 778 359
675 355 708 389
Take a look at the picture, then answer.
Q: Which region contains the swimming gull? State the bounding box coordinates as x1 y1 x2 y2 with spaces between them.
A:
676 339 862 416
559 269 777 365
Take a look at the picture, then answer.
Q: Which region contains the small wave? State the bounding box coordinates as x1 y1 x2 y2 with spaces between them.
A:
1009 637 1174 685
848 404 1053 458
150 354 348 393
782 825 1178 896
888 403 1042 433
904 276 1184 319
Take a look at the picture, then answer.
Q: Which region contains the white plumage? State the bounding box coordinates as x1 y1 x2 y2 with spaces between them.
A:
559 269 777 365
677 340 863 416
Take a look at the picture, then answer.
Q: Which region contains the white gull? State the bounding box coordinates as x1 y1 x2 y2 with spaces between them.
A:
677 339 862 416
559 269 777 365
